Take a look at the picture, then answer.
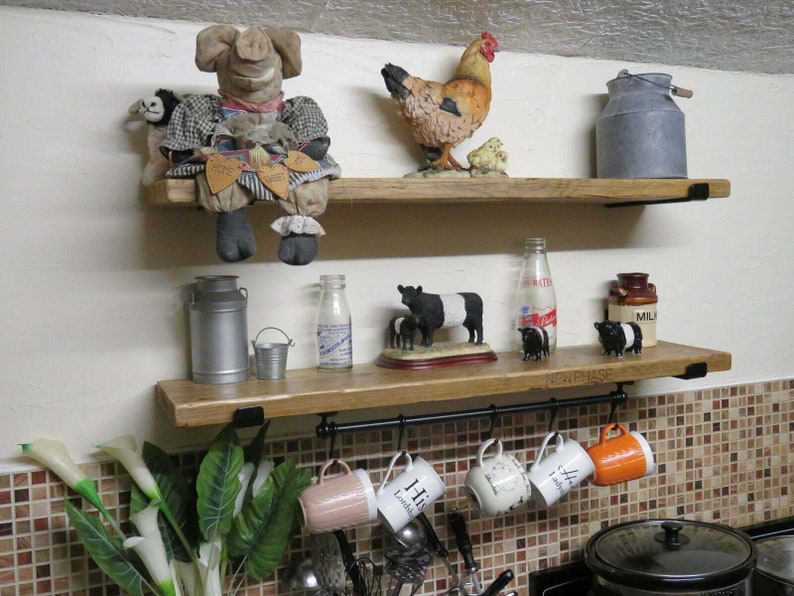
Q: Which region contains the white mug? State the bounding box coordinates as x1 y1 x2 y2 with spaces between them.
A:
465 438 531 517
376 451 446 533
528 432 595 508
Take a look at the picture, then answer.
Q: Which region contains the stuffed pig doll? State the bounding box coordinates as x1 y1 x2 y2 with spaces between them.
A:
160 25 340 265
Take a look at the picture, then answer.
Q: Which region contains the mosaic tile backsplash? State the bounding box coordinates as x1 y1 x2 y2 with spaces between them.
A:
2 379 792 595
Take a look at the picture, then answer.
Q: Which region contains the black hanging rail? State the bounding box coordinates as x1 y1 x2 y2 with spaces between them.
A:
315 385 629 441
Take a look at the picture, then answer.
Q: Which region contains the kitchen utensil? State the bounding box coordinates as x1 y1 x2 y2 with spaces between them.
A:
349 556 383 596
585 519 757 595
377 451 446 533
385 548 431 596
528 431 594 507
299 459 377 533
465 438 531 517
753 535 794 595
586 423 654 486
480 568 514 596
311 532 348 594
392 518 428 552
447 507 482 595
289 558 321 591
415 511 464 594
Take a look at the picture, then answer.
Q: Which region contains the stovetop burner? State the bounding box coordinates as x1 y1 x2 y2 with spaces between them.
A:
527 516 794 596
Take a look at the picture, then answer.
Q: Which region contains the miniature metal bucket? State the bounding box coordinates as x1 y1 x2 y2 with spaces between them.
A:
252 327 294 380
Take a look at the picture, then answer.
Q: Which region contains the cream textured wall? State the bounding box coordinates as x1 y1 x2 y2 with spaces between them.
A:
1 7 792 464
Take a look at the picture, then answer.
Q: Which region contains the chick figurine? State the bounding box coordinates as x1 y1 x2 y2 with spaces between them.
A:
467 137 508 175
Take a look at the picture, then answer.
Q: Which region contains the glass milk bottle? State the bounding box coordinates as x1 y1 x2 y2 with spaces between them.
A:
516 238 558 353
316 274 353 370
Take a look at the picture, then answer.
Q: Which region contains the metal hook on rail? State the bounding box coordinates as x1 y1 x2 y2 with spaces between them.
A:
548 398 560 435
327 424 338 461
395 414 407 453
608 383 629 425
484 405 499 440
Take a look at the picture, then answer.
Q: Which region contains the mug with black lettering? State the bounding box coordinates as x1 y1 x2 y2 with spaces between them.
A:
528 431 594 508
376 451 446 533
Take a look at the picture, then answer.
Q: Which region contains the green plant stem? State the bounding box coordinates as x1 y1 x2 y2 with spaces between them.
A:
228 558 248 596
158 501 203 581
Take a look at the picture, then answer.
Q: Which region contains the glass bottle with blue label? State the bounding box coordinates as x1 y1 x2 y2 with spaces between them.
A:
316 274 353 370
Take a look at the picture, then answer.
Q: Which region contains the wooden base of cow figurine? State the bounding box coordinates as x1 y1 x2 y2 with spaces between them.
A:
376 341 497 370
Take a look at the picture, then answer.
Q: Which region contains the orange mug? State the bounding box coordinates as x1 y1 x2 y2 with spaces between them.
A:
586 423 654 486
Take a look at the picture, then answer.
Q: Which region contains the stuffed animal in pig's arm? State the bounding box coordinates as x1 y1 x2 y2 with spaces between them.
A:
128 89 184 186
159 25 341 265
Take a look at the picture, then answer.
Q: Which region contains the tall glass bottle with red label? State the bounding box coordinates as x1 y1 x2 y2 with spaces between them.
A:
516 238 558 353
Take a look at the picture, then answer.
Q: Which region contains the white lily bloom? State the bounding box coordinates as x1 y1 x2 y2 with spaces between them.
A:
130 501 161 537
175 560 199 596
198 538 223 596
124 534 177 596
251 458 275 497
99 435 162 501
233 462 255 517
20 438 90 490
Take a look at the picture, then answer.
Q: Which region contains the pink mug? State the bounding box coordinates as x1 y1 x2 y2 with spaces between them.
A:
298 459 377 533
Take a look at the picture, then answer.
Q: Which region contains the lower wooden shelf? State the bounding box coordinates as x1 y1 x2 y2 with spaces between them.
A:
156 341 731 427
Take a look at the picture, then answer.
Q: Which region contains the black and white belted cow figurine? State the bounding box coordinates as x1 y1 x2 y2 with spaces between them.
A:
397 285 484 348
594 320 643 357
388 314 418 351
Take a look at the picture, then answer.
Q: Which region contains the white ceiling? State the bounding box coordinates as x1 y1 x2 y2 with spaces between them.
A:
4 0 793 74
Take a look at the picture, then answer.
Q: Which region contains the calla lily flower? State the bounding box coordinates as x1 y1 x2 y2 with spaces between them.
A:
197 538 223 596
233 462 255 517
20 438 125 537
98 435 163 502
130 501 161 537
124 534 178 596
251 458 274 497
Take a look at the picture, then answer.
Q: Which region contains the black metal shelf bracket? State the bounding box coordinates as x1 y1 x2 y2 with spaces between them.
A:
675 361 708 380
606 182 711 208
233 405 265 428
314 386 630 441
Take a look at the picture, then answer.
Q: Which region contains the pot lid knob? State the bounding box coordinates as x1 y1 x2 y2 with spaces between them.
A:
655 521 691 549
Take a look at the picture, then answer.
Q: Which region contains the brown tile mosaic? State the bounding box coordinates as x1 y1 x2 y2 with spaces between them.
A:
1 379 792 594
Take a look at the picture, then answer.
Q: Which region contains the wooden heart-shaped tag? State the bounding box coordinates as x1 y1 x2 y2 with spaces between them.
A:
284 151 320 173
205 154 243 195
257 164 290 201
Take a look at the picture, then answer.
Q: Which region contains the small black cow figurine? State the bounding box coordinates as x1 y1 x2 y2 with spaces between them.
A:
388 314 418 351
518 326 550 362
594 320 643 357
397 285 484 348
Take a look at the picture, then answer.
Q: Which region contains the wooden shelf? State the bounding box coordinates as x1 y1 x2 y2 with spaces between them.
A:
156 341 731 427
147 177 730 207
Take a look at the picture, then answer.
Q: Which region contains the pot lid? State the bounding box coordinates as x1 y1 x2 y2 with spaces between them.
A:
585 519 757 590
756 536 794 584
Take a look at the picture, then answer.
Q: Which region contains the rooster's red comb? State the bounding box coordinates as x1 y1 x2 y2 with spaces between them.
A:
481 32 498 47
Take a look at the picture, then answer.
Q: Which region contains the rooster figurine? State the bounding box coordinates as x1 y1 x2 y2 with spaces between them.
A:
381 32 498 170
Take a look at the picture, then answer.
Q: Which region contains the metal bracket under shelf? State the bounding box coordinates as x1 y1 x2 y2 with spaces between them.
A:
605 182 711 208
675 361 708 380
233 405 265 428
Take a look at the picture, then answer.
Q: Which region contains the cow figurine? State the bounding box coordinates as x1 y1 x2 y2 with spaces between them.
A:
389 314 418 351
397 285 484 348
594 320 643 357
518 326 550 362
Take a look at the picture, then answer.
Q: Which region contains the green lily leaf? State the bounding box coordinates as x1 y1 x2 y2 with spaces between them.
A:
65 499 148 596
196 423 243 542
226 459 311 579
243 420 271 467
130 441 198 562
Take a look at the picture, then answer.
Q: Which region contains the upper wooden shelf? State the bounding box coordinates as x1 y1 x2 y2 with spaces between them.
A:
156 341 731 427
147 177 730 207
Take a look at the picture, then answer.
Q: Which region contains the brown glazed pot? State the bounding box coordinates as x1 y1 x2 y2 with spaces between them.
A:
585 519 757 595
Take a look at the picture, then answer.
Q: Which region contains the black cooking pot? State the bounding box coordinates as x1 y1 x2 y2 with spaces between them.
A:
585 519 757 595
753 536 794 595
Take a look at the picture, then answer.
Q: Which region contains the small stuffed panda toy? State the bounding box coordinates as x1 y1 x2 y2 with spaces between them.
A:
128 89 183 185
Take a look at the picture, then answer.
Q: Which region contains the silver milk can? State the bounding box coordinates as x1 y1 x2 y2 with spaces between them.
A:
596 69 691 179
188 275 249 384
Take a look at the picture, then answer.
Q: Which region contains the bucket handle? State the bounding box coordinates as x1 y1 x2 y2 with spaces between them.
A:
252 327 295 349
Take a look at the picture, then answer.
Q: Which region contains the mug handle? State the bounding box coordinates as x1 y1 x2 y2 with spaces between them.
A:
529 432 564 472
476 438 502 467
376 451 413 496
599 423 628 445
317 459 351 484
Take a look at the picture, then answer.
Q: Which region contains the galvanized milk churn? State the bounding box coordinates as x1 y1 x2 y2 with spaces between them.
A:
596 69 692 179
188 275 249 384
